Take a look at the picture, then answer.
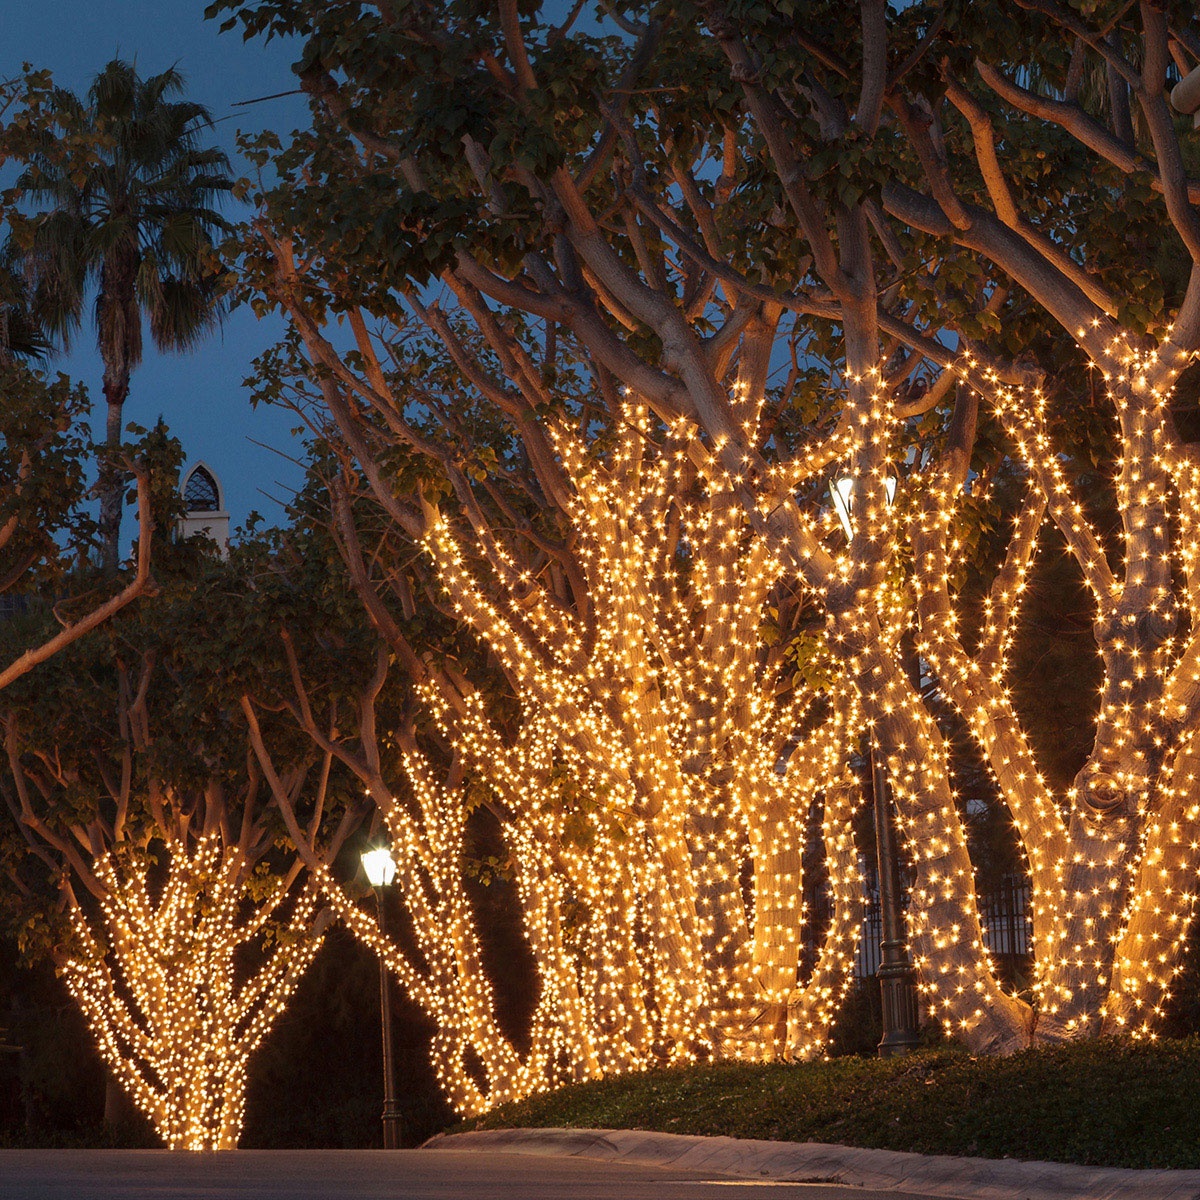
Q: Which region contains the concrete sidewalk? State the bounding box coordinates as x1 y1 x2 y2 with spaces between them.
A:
428 1127 1200 1200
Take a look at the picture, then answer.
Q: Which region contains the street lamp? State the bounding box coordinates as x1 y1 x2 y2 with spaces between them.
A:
829 473 897 542
830 472 921 1058
361 846 403 1148
867 743 922 1057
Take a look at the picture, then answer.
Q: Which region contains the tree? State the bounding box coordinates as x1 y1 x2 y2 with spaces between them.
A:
7 61 232 574
0 249 49 364
212 0 1200 1061
863 0 1200 1043
0 73 155 687
215 0 1007 1068
0 527 364 1150
0 366 154 693
235 420 864 1111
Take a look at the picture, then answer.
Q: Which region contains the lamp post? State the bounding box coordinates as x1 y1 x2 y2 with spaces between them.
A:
361 846 403 1148
869 741 922 1056
831 473 921 1057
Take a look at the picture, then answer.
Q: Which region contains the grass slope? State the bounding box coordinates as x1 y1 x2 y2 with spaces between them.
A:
465 1037 1200 1169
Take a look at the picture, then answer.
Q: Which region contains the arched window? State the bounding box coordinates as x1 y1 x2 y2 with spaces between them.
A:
183 465 220 513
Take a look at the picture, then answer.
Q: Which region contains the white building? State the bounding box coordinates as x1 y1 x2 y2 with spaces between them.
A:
179 462 230 558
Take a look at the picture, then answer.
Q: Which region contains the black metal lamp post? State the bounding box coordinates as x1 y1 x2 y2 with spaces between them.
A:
870 741 922 1057
362 846 403 1148
831 473 921 1056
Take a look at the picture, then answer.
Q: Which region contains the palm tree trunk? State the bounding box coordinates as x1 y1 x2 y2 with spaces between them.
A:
100 365 129 577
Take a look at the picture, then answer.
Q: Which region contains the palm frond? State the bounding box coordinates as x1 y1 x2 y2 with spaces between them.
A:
4 57 232 372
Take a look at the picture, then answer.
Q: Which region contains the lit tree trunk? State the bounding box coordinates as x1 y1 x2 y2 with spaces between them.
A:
787 780 868 1059
60 844 326 1150
5 653 343 1151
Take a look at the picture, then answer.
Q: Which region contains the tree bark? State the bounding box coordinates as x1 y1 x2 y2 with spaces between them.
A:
99 373 129 577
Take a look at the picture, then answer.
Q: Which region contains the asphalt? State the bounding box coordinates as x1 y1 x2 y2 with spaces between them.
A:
428 1127 1200 1200
0 1147 936 1199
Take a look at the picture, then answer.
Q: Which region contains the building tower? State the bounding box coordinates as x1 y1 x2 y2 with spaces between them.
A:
179 462 230 558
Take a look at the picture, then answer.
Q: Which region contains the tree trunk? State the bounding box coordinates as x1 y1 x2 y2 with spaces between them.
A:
787 782 866 1059
103 1074 137 1131
99 378 129 578
748 808 802 1061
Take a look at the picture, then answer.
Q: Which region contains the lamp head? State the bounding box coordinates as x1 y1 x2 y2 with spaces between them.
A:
830 473 898 543
361 846 398 888
831 475 856 540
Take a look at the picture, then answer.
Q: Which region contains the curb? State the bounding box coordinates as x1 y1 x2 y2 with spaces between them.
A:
426 1127 1200 1200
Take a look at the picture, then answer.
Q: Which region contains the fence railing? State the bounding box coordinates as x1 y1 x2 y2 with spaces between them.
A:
802 872 1033 982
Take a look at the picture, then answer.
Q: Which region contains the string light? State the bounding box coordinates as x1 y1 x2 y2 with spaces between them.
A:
61 838 326 1151
313 320 1200 1105
260 189 1200 1101
320 391 868 1114
900 332 1200 1046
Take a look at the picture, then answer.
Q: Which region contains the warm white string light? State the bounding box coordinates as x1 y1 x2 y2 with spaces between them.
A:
317 391 869 1113
61 838 326 1150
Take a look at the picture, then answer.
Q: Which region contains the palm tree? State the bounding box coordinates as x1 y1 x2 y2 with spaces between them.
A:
11 60 232 573
0 243 51 365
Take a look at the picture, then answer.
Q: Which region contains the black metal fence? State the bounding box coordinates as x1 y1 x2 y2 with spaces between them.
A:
802 871 1033 982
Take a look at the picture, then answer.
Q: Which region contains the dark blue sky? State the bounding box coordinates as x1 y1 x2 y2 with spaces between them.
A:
7 1 314 544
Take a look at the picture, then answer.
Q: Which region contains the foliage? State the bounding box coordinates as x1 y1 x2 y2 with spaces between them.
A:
3 60 233 572
0 364 92 595
0 501 379 1149
466 1037 1200 1170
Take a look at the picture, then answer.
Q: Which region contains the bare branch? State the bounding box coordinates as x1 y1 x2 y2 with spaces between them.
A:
0 467 155 693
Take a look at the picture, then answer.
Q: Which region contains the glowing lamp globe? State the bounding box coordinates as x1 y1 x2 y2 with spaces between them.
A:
830 473 897 541
361 847 398 888
831 475 856 540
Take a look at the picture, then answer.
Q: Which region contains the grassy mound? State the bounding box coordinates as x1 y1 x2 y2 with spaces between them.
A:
464 1037 1200 1169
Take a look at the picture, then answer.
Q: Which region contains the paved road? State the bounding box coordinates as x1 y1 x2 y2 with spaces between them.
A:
0 1149 942 1200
